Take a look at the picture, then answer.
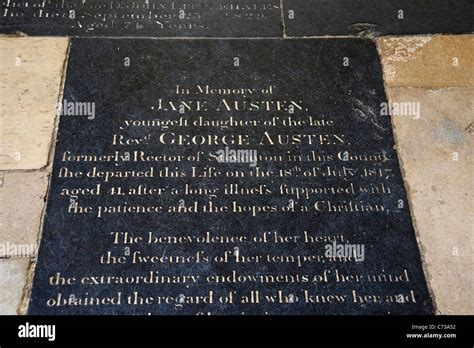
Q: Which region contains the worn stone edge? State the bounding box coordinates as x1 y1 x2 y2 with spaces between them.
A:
376 39 445 314
17 38 71 315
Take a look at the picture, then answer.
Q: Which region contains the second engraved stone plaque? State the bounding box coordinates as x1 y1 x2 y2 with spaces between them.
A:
1 0 282 37
283 0 474 37
28 38 434 315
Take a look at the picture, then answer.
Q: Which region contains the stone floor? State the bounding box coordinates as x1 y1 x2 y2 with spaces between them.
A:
0 34 472 315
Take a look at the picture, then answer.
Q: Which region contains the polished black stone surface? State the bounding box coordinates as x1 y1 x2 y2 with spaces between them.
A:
0 0 282 37
283 0 473 37
28 38 434 315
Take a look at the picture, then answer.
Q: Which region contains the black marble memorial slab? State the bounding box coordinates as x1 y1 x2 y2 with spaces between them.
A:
0 0 282 37
283 0 474 37
28 38 434 315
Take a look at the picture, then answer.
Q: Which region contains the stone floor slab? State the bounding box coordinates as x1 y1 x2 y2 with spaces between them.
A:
378 35 474 88
282 0 473 37
28 38 433 315
0 0 282 37
0 37 69 170
0 171 49 258
387 87 473 314
0 258 30 315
